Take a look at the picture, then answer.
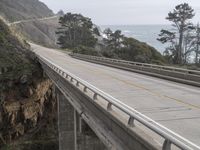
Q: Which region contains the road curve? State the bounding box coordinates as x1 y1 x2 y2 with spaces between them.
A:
8 15 58 26
31 43 200 147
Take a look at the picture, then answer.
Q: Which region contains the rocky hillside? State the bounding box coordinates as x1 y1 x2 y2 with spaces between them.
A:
0 0 53 22
13 17 59 48
0 0 59 48
0 19 58 149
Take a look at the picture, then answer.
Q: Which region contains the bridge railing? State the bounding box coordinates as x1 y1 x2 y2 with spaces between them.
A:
38 55 200 150
70 53 200 87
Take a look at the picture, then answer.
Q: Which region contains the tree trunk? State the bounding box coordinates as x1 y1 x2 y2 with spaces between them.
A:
196 32 200 64
196 45 199 64
178 27 184 64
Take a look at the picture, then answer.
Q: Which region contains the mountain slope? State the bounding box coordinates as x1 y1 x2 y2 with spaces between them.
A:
0 0 53 22
0 0 58 48
13 17 59 47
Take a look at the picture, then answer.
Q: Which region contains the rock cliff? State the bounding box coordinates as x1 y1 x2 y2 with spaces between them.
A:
0 18 58 149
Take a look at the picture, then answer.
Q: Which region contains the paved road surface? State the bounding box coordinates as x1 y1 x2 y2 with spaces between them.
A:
8 16 58 26
32 43 200 147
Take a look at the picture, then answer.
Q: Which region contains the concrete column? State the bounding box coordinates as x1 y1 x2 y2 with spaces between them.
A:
76 115 106 150
74 109 77 150
56 88 106 150
76 112 83 134
57 89 77 150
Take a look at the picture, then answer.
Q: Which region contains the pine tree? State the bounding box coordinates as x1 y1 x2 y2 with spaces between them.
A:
56 13 97 49
158 3 195 64
195 23 200 63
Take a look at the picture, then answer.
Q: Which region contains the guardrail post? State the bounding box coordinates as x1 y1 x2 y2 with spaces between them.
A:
40 55 200 150
107 102 112 111
93 93 98 100
62 72 65 77
128 116 135 127
83 86 87 92
162 140 171 150
76 81 80 87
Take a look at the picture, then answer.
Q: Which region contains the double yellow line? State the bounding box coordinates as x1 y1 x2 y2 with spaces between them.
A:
69 60 200 110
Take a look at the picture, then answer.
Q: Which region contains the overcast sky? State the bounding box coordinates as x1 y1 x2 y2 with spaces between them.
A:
40 0 200 25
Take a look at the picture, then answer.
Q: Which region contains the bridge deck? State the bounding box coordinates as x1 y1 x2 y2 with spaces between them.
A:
32 43 200 146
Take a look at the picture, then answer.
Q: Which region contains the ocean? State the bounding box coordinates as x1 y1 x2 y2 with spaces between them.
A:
100 25 171 54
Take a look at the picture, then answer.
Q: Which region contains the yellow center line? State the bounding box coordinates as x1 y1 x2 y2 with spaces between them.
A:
59 55 200 110
112 76 200 110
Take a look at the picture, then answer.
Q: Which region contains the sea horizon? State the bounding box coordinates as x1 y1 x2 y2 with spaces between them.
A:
100 24 171 26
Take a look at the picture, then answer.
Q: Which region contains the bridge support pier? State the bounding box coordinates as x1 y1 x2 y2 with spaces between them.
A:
57 89 77 150
40 61 161 150
57 88 106 150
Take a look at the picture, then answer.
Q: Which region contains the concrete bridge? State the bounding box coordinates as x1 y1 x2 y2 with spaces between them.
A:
31 43 200 150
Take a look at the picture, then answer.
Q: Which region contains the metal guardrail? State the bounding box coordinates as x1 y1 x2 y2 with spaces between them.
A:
38 55 200 150
70 53 200 87
71 53 200 75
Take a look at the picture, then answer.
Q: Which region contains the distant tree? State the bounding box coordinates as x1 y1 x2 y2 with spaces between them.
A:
116 37 165 63
102 29 124 57
158 3 195 64
93 27 100 36
56 13 97 49
194 23 200 63
158 30 178 63
103 29 123 49
103 28 112 36
178 23 200 64
101 28 164 63
183 25 196 63
111 30 124 49
103 28 113 45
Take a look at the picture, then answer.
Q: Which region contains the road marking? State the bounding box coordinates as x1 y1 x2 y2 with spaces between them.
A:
33 44 200 148
156 116 200 122
65 58 200 110
164 95 200 110
33 47 200 110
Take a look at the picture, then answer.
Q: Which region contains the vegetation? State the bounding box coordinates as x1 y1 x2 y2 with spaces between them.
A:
57 13 165 64
102 28 165 64
158 3 200 65
0 0 53 22
56 13 98 49
194 24 200 64
0 19 58 149
0 19 35 84
0 0 58 48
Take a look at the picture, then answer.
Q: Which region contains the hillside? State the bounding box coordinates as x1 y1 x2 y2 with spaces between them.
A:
0 0 53 22
0 0 59 48
13 17 59 48
0 19 58 149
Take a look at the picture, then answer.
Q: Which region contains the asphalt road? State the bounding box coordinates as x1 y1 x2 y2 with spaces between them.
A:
31 43 200 147
8 15 58 26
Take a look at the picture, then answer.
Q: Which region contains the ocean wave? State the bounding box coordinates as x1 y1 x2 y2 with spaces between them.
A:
123 30 132 33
